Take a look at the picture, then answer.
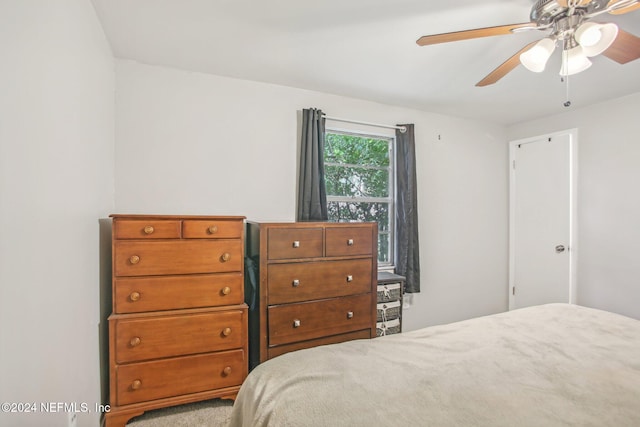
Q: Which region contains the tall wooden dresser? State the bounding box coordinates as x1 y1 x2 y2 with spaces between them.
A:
246 221 377 367
105 215 248 427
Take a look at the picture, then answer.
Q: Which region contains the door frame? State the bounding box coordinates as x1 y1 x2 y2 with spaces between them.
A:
508 128 578 310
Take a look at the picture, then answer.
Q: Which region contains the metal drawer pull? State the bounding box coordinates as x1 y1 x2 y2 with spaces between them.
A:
130 337 141 347
129 255 140 265
292 279 300 287
208 225 218 234
221 252 231 262
346 275 353 282
292 240 300 248
293 319 301 328
131 380 142 390
129 291 140 302
347 311 354 319
143 225 154 235
347 239 354 246
222 327 232 337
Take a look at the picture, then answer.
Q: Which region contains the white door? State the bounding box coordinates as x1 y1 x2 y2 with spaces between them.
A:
509 130 577 310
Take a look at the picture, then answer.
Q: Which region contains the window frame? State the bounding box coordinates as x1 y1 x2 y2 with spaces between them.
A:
324 127 396 268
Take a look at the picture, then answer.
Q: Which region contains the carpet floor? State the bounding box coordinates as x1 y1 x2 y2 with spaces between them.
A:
126 399 234 427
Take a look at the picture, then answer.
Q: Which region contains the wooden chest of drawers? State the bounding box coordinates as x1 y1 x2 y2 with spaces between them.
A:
105 215 247 427
246 222 377 367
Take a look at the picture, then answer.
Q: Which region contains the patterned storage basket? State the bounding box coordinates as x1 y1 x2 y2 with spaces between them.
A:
377 282 401 303
376 300 401 322
376 318 401 337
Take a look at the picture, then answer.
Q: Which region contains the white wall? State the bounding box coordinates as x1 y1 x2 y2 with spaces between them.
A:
2 1 636 422
0 1 114 426
508 92 640 320
115 60 509 330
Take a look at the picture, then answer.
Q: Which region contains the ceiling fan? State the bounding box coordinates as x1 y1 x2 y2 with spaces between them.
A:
416 0 640 87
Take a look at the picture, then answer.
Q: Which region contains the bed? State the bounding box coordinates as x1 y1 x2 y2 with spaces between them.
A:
228 303 640 426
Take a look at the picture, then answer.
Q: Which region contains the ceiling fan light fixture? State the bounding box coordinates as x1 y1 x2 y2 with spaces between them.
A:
520 38 556 72
560 45 593 76
575 22 619 56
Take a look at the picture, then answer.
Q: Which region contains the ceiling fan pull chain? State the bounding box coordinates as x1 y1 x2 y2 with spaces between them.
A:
562 75 571 107
562 45 572 108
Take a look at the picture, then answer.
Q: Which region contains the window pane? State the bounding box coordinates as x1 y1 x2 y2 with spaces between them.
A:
378 233 389 264
325 133 389 167
327 201 389 224
327 201 390 263
325 165 389 198
324 130 395 266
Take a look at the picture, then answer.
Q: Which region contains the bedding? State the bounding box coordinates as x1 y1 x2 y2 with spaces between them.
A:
229 304 640 427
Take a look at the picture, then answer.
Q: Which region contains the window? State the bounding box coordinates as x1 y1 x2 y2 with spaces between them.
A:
324 130 395 265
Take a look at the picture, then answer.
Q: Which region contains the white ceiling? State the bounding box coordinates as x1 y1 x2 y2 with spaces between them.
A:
90 0 640 125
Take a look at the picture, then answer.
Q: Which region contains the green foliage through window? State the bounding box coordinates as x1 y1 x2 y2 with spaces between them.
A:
324 131 394 264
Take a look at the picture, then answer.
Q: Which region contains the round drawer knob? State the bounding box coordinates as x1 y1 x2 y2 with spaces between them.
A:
208 225 218 234
143 225 154 235
293 319 301 328
129 291 140 302
222 286 231 295
222 366 232 376
292 240 300 248
221 253 231 262
129 255 140 265
292 279 300 287
131 380 142 390
347 311 354 319
346 275 353 282
222 327 232 337
347 239 354 246
130 337 141 347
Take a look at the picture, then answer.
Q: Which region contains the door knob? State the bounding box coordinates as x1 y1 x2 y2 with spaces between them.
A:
555 245 566 253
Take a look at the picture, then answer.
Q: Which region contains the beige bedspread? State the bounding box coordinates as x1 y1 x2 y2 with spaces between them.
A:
229 304 640 427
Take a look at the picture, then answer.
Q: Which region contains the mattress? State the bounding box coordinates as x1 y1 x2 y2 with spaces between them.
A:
229 303 640 426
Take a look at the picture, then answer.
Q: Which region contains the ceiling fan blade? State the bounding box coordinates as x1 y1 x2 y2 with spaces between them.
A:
416 23 535 46
607 0 640 14
602 29 640 63
476 41 538 87
609 3 640 15
557 0 591 7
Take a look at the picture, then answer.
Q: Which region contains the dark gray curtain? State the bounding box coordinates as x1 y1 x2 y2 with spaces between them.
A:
396 124 421 293
297 108 328 221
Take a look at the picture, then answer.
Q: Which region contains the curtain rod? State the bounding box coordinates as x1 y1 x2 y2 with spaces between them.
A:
322 114 407 133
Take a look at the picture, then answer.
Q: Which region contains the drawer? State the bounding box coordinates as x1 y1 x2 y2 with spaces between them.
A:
325 226 373 257
114 240 242 277
376 318 401 337
267 259 372 305
114 219 181 239
268 329 371 359
182 219 243 239
268 227 323 260
268 294 372 346
376 300 401 322
377 282 402 303
114 309 246 363
114 273 243 313
115 349 245 406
